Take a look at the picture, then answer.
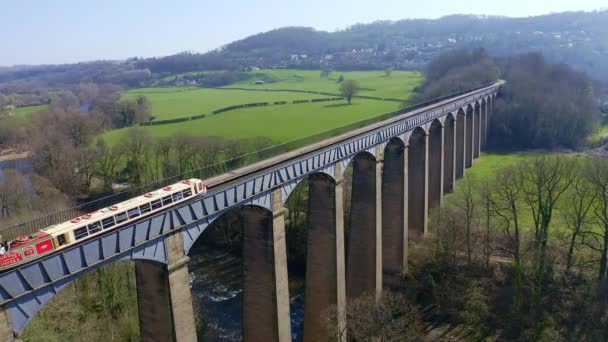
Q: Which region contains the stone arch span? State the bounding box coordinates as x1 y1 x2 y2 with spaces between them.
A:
480 98 488 150
456 108 466 179
428 119 443 210
465 104 474 168
443 113 456 194
7 237 169 337
382 138 407 288
408 127 428 239
474 102 481 159
187 203 287 342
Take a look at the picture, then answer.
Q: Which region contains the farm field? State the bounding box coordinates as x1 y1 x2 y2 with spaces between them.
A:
107 70 422 144
228 69 423 100
123 87 335 120
2 104 48 127
104 98 400 144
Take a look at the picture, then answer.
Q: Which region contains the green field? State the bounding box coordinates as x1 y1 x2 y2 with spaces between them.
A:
106 70 421 144
12 104 48 116
2 104 48 127
104 99 400 144
123 88 335 120
588 124 608 144
444 151 580 236
229 69 423 100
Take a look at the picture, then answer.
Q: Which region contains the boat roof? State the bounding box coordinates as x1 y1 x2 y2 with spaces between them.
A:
41 179 199 235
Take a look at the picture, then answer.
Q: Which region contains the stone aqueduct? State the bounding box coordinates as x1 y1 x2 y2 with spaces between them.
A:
0 81 503 341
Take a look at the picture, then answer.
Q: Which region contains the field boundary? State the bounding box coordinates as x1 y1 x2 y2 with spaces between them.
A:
216 86 405 102
140 96 345 126
127 86 406 102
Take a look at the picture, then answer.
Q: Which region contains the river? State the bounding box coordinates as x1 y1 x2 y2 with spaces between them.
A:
0 156 33 181
189 243 306 341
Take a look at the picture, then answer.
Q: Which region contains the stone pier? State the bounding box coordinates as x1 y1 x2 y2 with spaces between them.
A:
346 153 378 299
382 140 406 289
242 197 291 342
136 231 197 342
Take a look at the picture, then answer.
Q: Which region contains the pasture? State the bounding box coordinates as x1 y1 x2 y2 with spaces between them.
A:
228 69 423 100
107 70 422 144
104 98 400 144
123 88 335 120
2 104 48 127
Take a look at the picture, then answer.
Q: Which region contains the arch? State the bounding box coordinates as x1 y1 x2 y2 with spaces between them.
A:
443 113 456 193
345 152 378 299
382 138 407 288
408 127 428 239
186 203 283 342
474 102 481 159
10 240 167 336
455 108 466 179
465 104 474 168
428 119 443 210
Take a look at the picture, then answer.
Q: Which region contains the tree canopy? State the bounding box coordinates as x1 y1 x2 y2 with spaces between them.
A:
339 80 360 105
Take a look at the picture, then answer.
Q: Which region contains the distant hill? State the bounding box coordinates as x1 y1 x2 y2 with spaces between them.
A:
207 11 608 78
1 10 607 88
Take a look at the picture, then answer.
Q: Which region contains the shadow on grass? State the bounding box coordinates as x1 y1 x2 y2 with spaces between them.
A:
324 103 356 108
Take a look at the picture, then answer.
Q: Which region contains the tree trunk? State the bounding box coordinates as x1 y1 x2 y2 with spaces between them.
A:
600 225 608 282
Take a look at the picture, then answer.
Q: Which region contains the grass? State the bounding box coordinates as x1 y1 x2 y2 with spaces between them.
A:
2 104 48 127
451 151 535 185
122 88 335 120
103 98 401 144
108 70 422 145
587 124 608 144
444 151 584 237
228 69 423 100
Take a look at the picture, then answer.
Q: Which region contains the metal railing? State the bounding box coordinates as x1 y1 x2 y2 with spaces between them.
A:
0 82 496 239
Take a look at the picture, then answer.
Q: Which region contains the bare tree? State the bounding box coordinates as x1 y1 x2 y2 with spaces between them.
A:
584 157 608 282
518 155 575 307
96 138 123 193
457 176 476 265
339 80 360 105
480 181 494 269
491 167 524 312
561 168 596 272
325 292 423 342
121 128 152 185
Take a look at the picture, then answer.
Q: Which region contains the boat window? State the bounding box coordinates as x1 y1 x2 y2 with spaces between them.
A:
74 227 89 240
172 192 183 201
102 217 115 229
139 203 152 214
128 207 140 219
115 212 128 224
162 195 173 206
88 221 102 234
151 199 162 210
183 189 192 198
57 234 68 246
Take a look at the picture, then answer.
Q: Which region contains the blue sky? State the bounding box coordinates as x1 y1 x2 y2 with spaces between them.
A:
1 0 606 66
